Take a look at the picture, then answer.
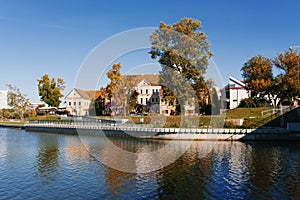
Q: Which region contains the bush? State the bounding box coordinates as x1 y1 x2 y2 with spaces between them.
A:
0 108 19 119
224 121 239 128
241 118 256 129
238 97 269 108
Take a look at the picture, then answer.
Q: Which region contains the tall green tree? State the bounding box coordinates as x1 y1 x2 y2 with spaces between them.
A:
149 17 212 114
6 84 30 119
37 74 65 107
274 49 300 104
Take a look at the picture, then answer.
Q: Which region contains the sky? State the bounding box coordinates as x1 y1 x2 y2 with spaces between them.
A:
0 0 300 102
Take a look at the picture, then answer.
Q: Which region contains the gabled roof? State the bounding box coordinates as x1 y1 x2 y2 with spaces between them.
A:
76 89 103 99
125 74 160 86
66 88 103 99
137 79 151 86
229 76 245 87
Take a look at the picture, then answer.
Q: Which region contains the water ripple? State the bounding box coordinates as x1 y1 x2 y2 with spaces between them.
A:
1 129 300 199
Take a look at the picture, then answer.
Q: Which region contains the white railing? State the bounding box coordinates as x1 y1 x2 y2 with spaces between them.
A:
261 109 280 116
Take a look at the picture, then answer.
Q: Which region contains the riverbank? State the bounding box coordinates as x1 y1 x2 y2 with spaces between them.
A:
1 121 299 141
0 123 25 129
24 122 300 141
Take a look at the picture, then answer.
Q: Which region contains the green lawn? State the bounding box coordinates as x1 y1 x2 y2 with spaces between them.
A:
0 107 278 129
225 107 272 118
111 107 277 128
0 121 25 125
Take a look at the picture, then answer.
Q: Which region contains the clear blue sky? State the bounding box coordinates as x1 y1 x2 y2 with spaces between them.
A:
0 0 300 102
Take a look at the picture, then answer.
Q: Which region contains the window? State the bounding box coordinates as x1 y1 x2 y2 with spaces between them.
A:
152 89 155 94
165 110 169 114
140 90 143 94
152 98 154 103
140 98 143 104
146 89 148 94
156 89 159 93
146 98 148 103
69 102 71 106
156 97 158 103
79 102 81 106
74 102 76 106
226 90 230 98
233 99 237 102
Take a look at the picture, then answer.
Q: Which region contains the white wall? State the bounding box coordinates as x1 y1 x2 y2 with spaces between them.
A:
135 80 161 113
229 89 249 109
66 89 91 116
0 90 9 109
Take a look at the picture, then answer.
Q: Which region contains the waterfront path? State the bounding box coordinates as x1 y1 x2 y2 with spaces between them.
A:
24 122 300 141
1 121 299 141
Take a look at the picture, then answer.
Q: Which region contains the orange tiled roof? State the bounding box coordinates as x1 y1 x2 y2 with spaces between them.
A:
124 74 160 86
75 89 103 99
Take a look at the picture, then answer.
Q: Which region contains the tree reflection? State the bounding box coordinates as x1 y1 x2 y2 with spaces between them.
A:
35 133 60 184
245 142 300 199
155 142 215 199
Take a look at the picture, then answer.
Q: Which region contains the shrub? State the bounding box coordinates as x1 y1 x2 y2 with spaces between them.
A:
241 118 256 129
224 121 239 128
239 97 269 108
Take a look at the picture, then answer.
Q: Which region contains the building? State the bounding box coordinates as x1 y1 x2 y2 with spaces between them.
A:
221 76 250 110
29 102 45 109
0 90 9 109
130 74 178 115
134 77 161 113
65 89 103 116
65 74 199 116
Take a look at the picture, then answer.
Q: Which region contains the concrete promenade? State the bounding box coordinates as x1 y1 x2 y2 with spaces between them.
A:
23 122 300 141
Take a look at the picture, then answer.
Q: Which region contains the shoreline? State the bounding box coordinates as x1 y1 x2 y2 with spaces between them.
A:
1 122 299 141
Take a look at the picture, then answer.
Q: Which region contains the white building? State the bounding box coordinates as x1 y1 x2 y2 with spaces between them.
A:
131 74 179 115
0 90 9 109
135 79 161 113
65 74 199 116
65 89 102 116
221 76 250 110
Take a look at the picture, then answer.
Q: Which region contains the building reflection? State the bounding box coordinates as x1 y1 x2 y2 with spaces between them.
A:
62 135 300 199
64 136 90 163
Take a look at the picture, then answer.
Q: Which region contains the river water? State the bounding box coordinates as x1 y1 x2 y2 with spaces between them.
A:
0 128 300 199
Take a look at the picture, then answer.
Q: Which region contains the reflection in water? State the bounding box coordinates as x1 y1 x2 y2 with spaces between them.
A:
35 134 60 184
79 135 217 173
83 137 300 199
1 128 300 199
245 142 300 199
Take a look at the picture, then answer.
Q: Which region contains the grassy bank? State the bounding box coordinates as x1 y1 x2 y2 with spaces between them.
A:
0 107 278 129
128 107 277 128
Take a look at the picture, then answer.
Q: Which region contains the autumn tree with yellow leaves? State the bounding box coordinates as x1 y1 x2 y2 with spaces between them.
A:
274 49 300 104
106 63 138 115
37 74 65 107
241 49 300 106
150 17 213 114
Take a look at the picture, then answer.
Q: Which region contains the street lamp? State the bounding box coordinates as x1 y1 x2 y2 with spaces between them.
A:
289 46 300 51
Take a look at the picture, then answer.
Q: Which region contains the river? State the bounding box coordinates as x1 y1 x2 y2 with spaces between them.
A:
0 128 300 199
